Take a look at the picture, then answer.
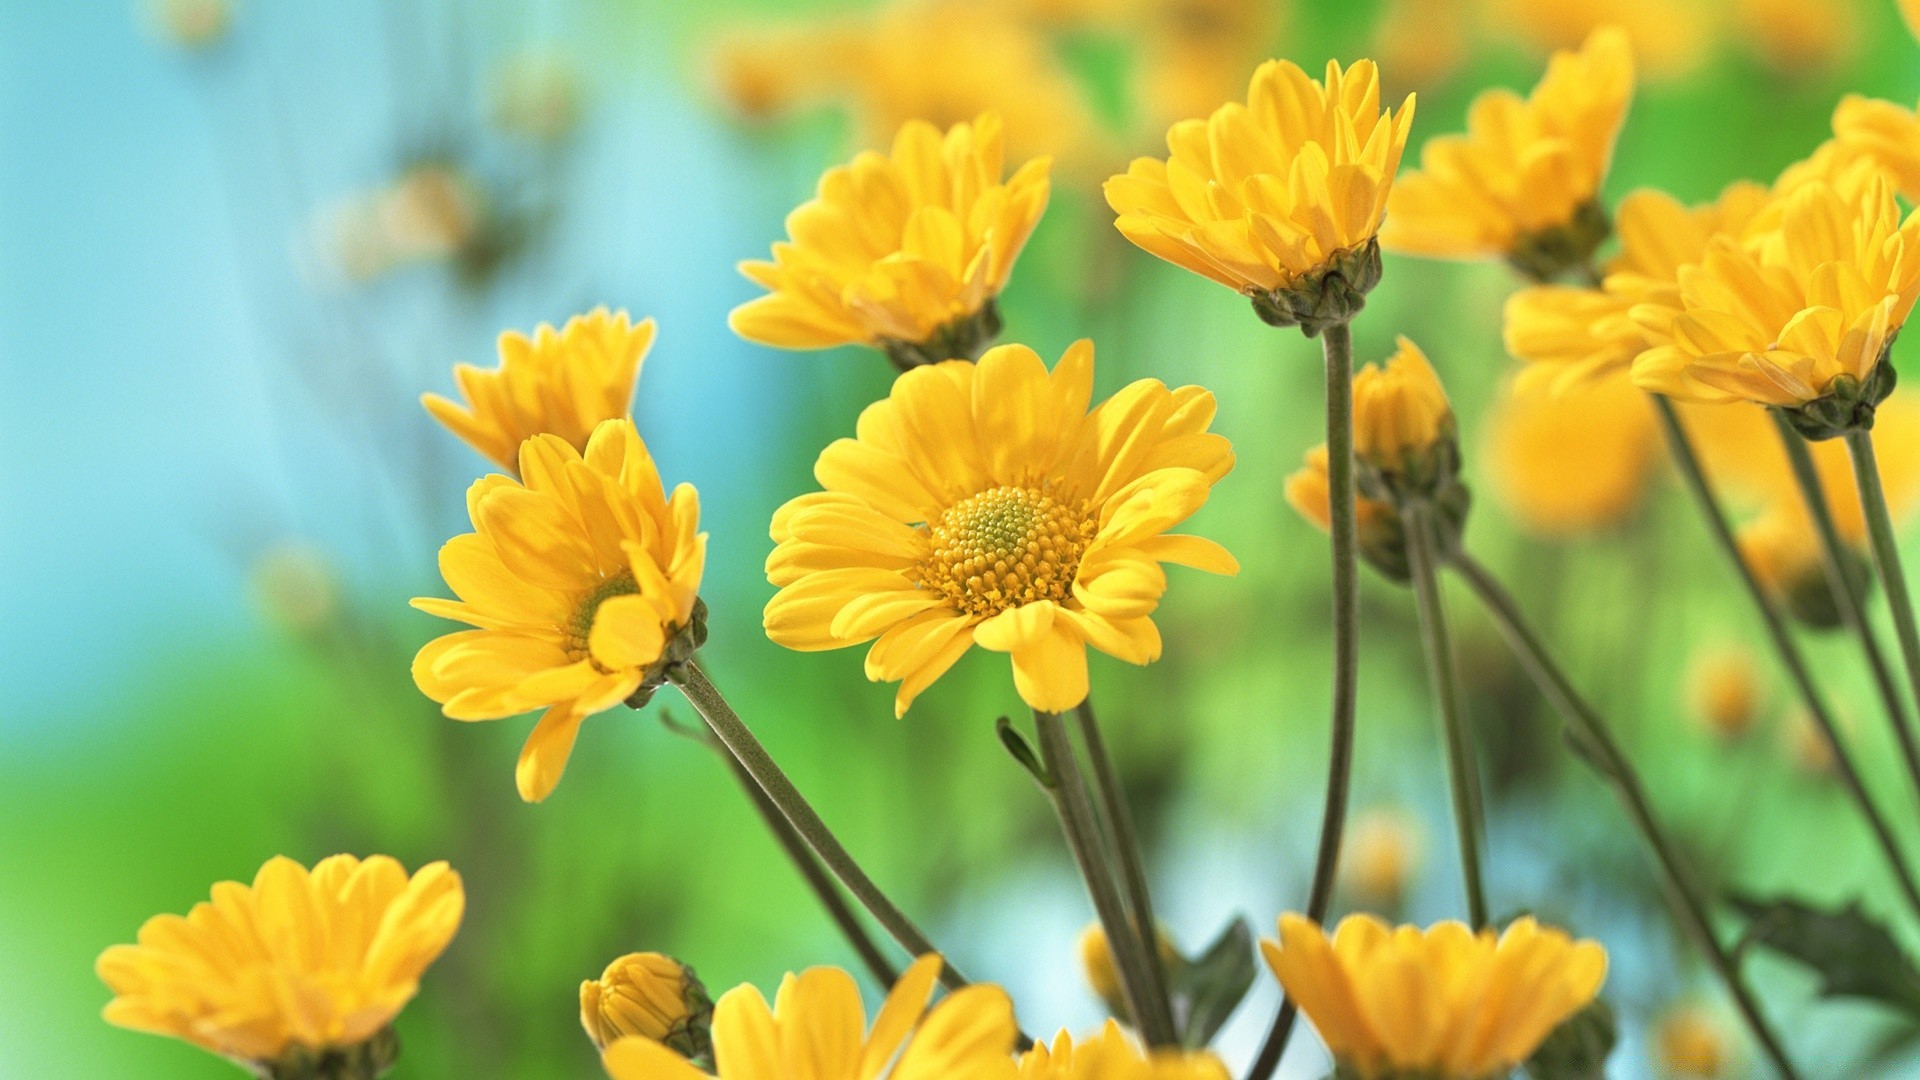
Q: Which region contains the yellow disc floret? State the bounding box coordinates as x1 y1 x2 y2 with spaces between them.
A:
919 485 1095 618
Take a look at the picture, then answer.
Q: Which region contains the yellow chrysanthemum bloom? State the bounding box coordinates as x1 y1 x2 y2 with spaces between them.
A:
412 419 706 802
1105 57 1415 334
1385 28 1632 279
1734 0 1857 74
581 953 713 1057
1685 646 1764 741
1340 806 1423 906
1632 177 1920 426
1286 444 1407 578
600 955 1016 1080
422 308 653 472
1488 0 1710 83
1655 1003 1732 1077
764 340 1236 715
1077 923 1180 1020
730 113 1051 369
1833 95 1920 203
1133 0 1284 133
98 855 463 1072
1262 913 1608 1080
1018 1021 1229 1079
1352 337 1453 474
1483 372 1660 537
1905 0 1920 42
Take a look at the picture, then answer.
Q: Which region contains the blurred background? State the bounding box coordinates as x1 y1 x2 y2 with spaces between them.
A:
9 0 1920 1076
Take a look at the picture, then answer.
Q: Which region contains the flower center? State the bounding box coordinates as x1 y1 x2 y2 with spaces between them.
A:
567 571 639 660
918 485 1094 618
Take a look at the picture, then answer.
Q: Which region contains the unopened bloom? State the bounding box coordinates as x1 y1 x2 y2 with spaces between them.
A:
1483 372 1660 538
1385 28 1633 279
147 0 232 49
1262 913 1607 1080
1352 337 1454 480
1685 646 1764 741
98 855 463 1072
1340 806 1422 906
412 420 706 802
730 113 1050 369
1655 1003 1732 1077
1018 1020 1229 1079
1105 58 1415 335
423 308 653 471
601 955 1016 1080
581 953 713 1059
1631 178 1920 433
1077 923 1180 1021
764 341 1236 715
1285 444 1408 580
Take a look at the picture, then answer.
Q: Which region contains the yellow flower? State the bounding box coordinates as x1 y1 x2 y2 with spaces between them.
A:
764 341 1236 716
730 113 1050 368
1784 706 1843 776
411 419 706 802
1632 178 1920 417
1655 1003 1731 1077
1482 371 1660 538
1384 28 1632 277
1340 806 1423 906
1285 445 1407 578
1262 913 1608 1080
1018 1021 1229 1079
1733 0 1858 74
1832 95 1920 203
582 953 714 1057
1105 57 1414 331
1352 337 1453 474
1685 646 1764 742
1076 923 1180 1019
423 308 653 472
1372 0 1472 90
1487 0 1711 82
600 955 1017 1080
1132 0 1285 133
97 855 463 1070
1906 0 1920 42
147 0 232 49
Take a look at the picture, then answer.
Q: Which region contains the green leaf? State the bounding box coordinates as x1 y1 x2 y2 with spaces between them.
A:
1732 895 1920 1018
1171 917 1257 1049
1523 998 1616 1080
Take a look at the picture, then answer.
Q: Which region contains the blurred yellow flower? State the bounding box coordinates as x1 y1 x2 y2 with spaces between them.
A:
1385 28 1632 278
1132 0 1285 133
1488 0 1712 82
730 113 1050 368
412 420 706 802
493 48 582 142
600 955 1016 1080
1655 1003 1732 1077
581 953 713 1057
249 539 340 633
708 20 864 122
1285 444 1406 577
1685 646 1764 741
1018 1020 1230 1078
147 0 232 49
1632 178 1920 416
1784 706 1842 776
1483 371 1660 537
1105 57 1414 331
1736 508 1833 622
1733 0 1858 74
1077 923 1179 1019
423 308 652 472
1372 0 1472 90
1352 337 1453 474
98 855 463 1071
764 341 1236 716
1905 0 1920 41
1262 913 1607 1080
1340 806 1423 906
1832 94 1920 202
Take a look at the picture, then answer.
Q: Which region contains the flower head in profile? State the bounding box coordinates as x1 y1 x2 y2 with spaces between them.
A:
1352 337 1454 482
412 419 706 802
98 855 463 1073
1483 372 1660 538
730 113 1050 370
1018 1021 1228 1079
1105 58 1415 335
1385 28 1633 280
1833 95 1920 203
764 341 1235 716
1631 178 1920 435
601 955 1016 1080
581 953 714 1059
1285 445 1407 580
423 308 653 472
1262 913 1607 1080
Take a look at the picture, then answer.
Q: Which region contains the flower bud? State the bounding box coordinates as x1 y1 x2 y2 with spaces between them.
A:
1684 647 1764 743
147 0 232 50
1077 923 1179 1023
1340 807 1422 907
1285 445 1411 581
1352 338 1463 510
1655 1003 1731 1077
580 953 714 1063
1738 513 1873 631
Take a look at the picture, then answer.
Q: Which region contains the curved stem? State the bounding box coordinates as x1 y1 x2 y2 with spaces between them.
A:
1405 504 1490 927
1770 412 1920 818
671 661 970 990
715 747 900 988
1073 699 1177 1041
1655 398 1920 920
1246 321 1359 1080
1033 709 1178 1047
1849 429 1920 748
1448 552 1801 1080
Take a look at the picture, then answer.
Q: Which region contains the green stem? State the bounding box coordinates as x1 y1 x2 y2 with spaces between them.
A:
1771 413 1920 820
1404 503 1491 927
1033 709 1178 1047
1849 429 1920 745
1448 551 1801 1080
1655 398 1920 920
1246 321 1359 1080
670 661 970 990
1072 699 1177 1041
715 746 900 988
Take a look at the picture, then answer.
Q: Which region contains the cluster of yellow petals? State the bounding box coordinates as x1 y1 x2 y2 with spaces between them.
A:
1262 913 1607 1080
1284 444 1398 540
422 307 653 471
1488 0 1709 83
411 419 706 802
729 113 1051 354
580 952 705 1053
97 855 464 1065
1384 28 1632 263
1351 337 1452 471
1105 58 1415 294
1833 95 1920 204
601 955 1017 1080
1482 372 1660 537
1017 1021 1229 1079
763 341 1236 716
